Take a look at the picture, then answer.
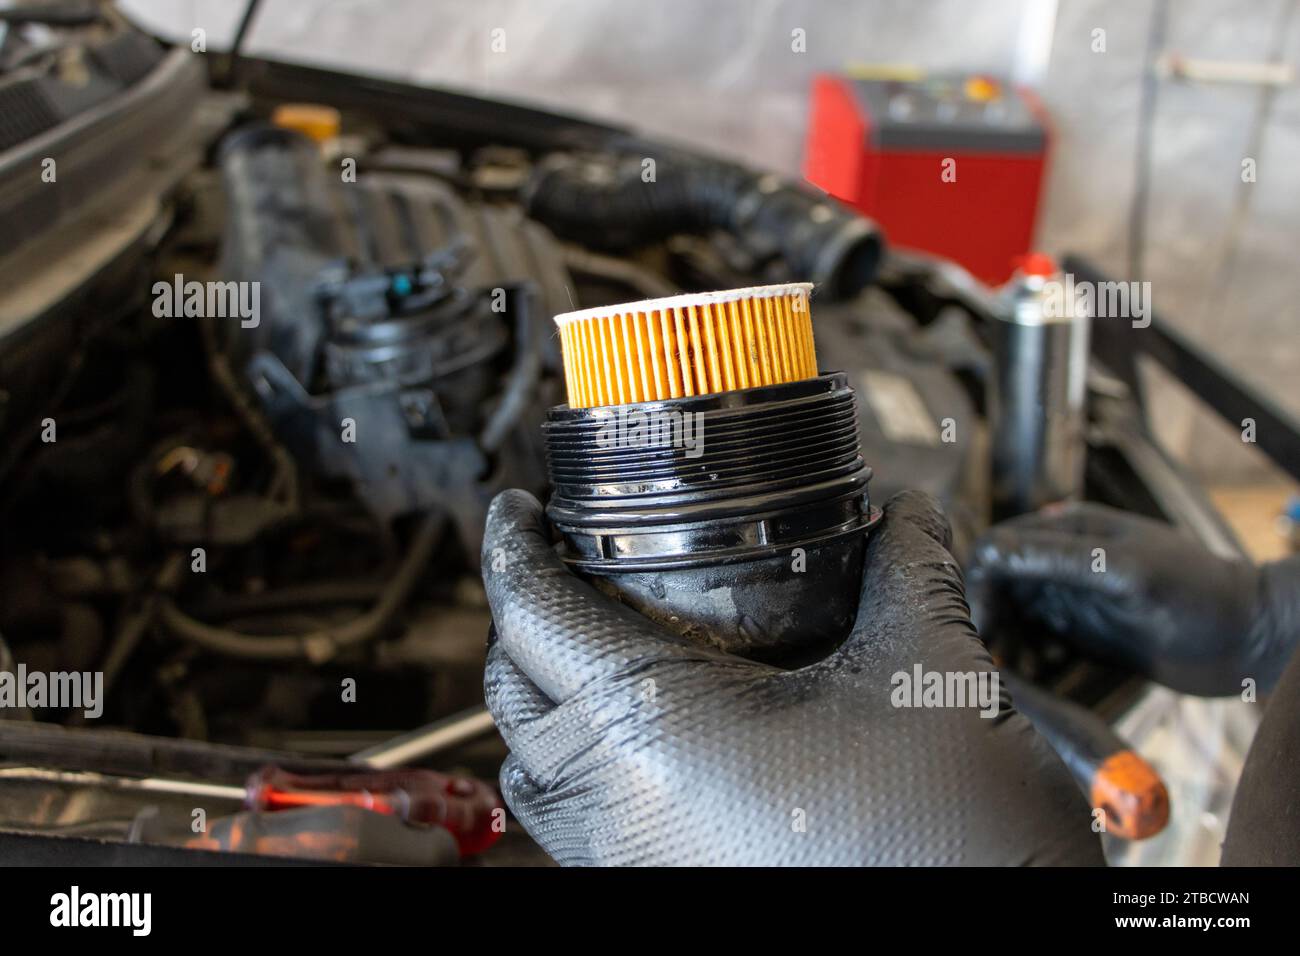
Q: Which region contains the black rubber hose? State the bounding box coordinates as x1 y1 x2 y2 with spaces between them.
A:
183 580 386 620
524 143 882 300
157 510 444 662
479 286 541 455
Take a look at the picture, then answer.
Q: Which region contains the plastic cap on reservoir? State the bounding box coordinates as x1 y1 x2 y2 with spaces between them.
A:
271 103 342 144
1015 251 1058 278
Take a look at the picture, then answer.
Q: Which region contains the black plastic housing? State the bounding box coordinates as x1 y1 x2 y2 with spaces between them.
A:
544 373 880 662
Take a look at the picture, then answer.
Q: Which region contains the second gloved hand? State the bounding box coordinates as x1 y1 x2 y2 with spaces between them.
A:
966 504 1300 696
482 489 1102 866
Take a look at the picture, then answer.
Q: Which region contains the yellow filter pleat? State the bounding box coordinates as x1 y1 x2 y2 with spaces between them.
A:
753 298 774 385
618 316 634 405
672 307 693 397
784 295 807 378
713 303 737 391
659 311 680 399
693 308 711 392
583 324 597 404
554 283 818 409
727 299 749 390
594 318 611 406
561 324 580 407
767 296 789 382
632 313 652 403
647 313 666 398
773 296 794 379
741 298 763 385
776 299 794 378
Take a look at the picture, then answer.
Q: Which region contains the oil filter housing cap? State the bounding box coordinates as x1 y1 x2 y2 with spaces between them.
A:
545 285 882 663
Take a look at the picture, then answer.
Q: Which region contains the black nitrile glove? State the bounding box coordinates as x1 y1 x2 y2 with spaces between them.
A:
482 488 1103 866
966 504 1300 696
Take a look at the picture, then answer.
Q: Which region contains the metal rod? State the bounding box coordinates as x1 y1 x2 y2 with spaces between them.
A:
0 766 244 802
349 707 497 769
223 0 264 88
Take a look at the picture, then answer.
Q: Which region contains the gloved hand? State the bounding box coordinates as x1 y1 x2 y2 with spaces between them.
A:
966 504 1300 696
482 488 1102 866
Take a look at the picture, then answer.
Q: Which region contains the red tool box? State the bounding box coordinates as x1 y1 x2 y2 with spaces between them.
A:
804 71 1050 285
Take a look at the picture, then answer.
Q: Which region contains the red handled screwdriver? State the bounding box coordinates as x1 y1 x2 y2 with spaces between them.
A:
0 764 505 857
243 765 503 856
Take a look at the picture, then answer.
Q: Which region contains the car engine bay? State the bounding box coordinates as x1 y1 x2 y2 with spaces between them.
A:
0 6 1285 868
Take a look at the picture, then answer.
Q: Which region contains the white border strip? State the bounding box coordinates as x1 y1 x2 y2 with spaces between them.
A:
553 282 814 327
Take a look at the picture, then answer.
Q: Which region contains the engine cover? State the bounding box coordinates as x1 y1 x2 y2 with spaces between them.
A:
217 126 572 553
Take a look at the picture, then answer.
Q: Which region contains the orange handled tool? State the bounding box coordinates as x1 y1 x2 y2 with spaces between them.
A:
1003 673 1169 840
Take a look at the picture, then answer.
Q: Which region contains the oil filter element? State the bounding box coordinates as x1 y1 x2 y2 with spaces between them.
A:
543 283 881 663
